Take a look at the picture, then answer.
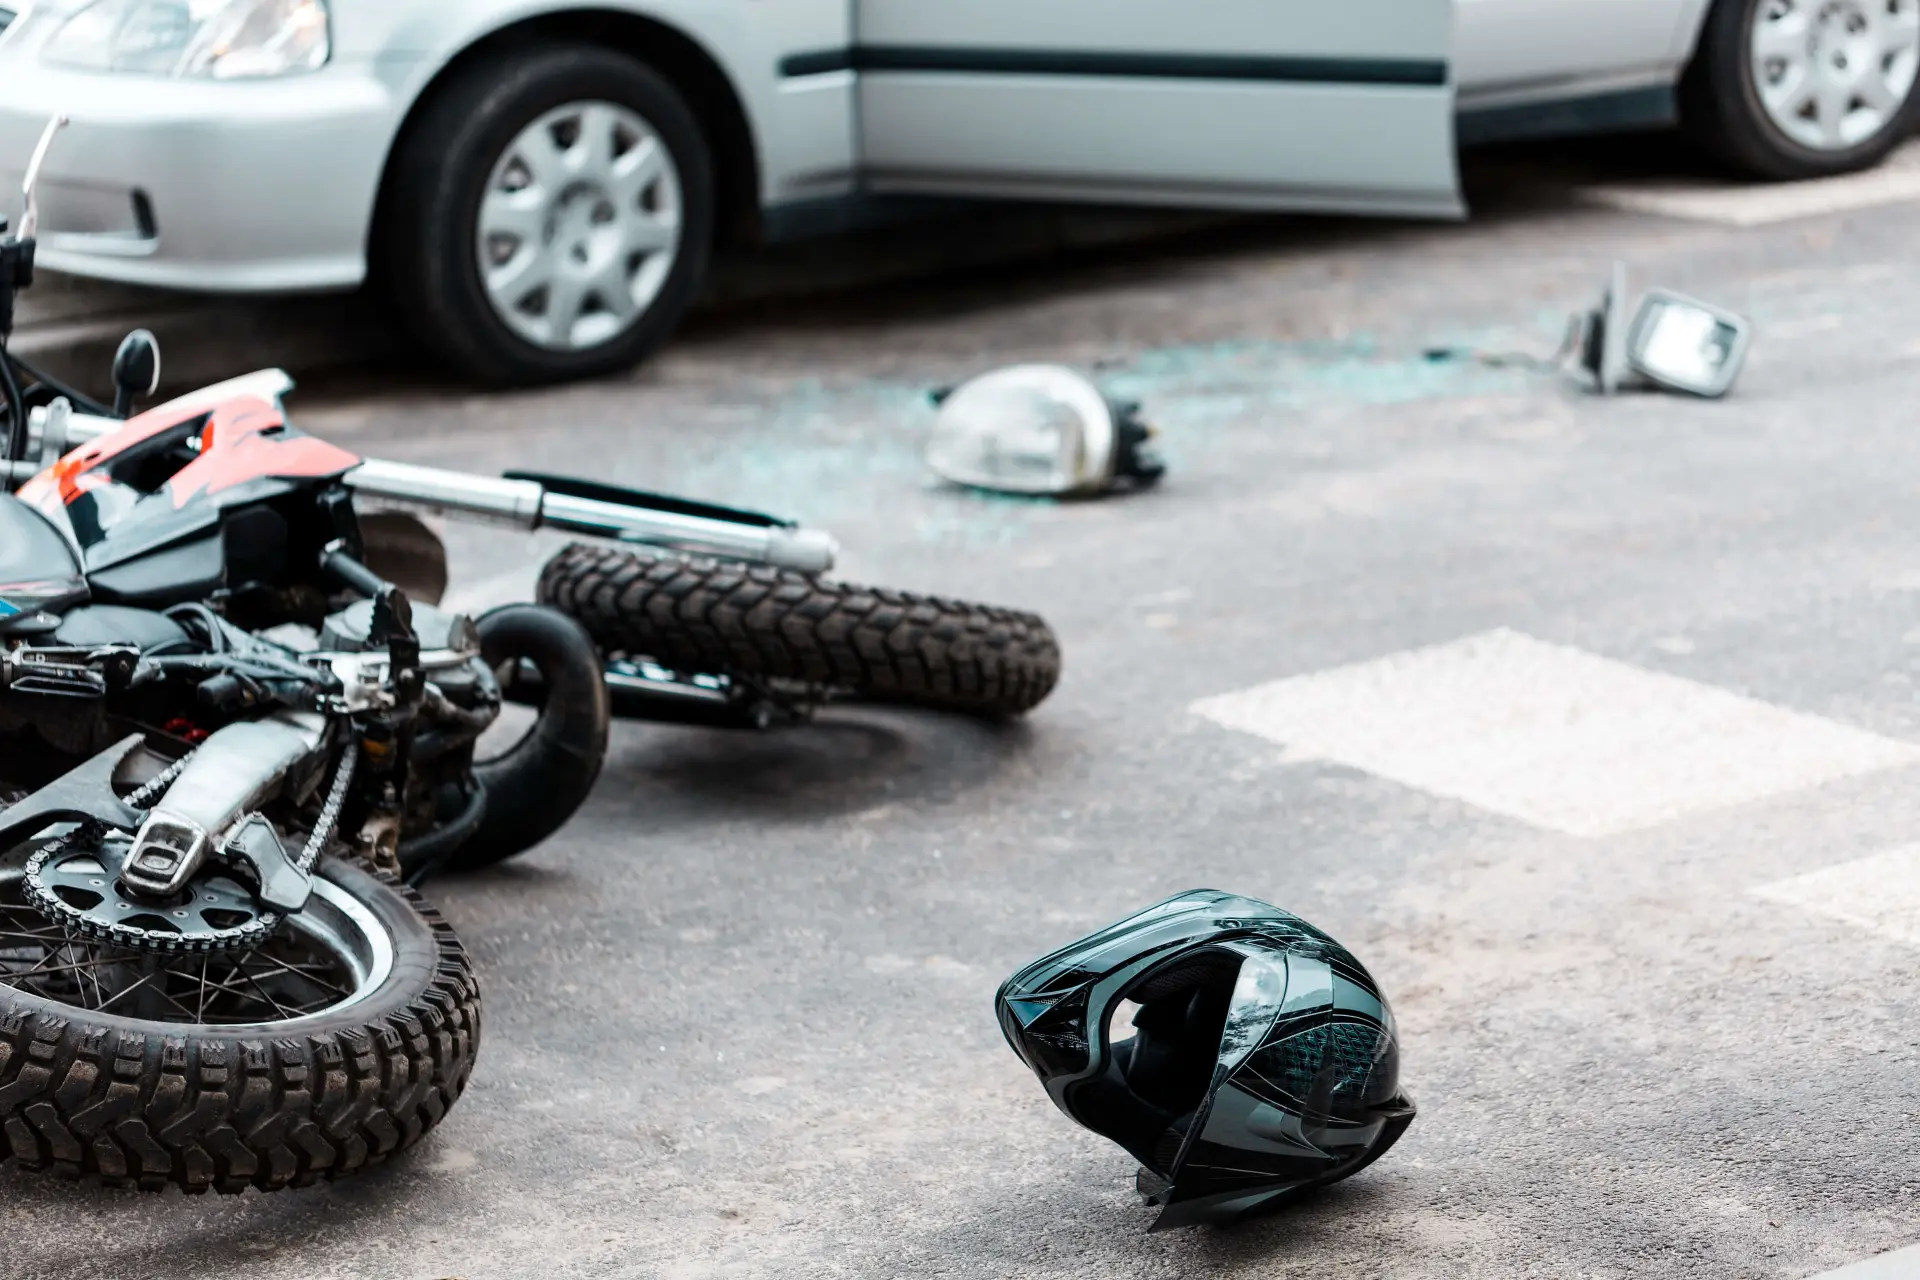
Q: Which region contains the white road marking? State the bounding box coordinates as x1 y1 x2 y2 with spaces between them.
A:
1752 845 1920 947
1579 142 1920 227
1804 1242 1920 1279
1190 629 1920 838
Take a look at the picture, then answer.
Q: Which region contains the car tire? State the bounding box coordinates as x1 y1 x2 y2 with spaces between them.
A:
1681 0 1920 180
381 45 715 386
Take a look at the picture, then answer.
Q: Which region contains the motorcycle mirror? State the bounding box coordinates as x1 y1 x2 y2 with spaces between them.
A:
111 329 160 417
19 115 69 243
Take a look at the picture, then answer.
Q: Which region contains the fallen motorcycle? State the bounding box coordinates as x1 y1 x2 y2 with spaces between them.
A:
0 118 1059 1193
0 587 490 1192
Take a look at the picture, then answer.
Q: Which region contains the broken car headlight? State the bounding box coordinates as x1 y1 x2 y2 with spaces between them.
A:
42 0 329 79
926 363 1164 497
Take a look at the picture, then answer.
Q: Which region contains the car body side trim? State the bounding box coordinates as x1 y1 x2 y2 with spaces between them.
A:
1455 83 1677 145
780 47 1447 87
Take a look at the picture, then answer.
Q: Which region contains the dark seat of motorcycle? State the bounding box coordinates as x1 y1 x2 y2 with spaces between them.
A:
51 604 190 653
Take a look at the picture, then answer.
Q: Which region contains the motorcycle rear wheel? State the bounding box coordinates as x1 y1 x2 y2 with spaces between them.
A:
538 543 1062 716
0 857 479 1192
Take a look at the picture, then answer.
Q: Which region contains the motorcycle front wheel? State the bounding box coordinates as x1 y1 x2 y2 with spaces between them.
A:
0 857 480 1192
538 543 1062 716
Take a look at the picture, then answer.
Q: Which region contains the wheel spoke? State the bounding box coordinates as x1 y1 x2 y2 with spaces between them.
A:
487 242 555 304
588 264 639 322
510 122 569 191
479 189 546 244
543 275 588 344
234 965 297 1022
1761 63 1816 115
568 103 620 179
1885 3 1920 49
78 945 105 1010
1816 77 1854 142
1754 10 1813 61
1860 69 1902 111
0 927 72 944
622 210 680 256
609 136 666 208
245 957 352 1001
93 966 170 1015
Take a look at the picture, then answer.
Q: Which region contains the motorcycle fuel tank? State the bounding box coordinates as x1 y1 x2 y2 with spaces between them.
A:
0 491 86 621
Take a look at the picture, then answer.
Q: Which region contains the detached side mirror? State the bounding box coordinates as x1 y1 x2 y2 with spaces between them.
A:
1624 290 1751 398
1577 262 1633 395
111 328 160 417
1579 262 1751 398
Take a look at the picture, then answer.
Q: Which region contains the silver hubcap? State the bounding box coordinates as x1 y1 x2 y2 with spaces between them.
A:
1751 0 1920 150
477 100 683 353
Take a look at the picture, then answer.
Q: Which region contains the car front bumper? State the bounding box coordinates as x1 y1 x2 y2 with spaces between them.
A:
0 16 414 293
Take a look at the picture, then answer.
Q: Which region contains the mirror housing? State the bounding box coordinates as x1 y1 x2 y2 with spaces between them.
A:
111 329 161 417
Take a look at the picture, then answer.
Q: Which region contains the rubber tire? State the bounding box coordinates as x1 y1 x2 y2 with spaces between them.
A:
1681 0 1920 179
537 543 1063 717
445 604 612 873
380 44 716 386
0 859 480 1193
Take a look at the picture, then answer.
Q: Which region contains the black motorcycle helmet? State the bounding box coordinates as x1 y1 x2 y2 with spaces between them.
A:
996 889 1415 1229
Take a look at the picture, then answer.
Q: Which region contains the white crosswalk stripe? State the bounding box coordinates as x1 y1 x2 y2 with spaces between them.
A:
1190 628 1920 837
1752 845 1920 948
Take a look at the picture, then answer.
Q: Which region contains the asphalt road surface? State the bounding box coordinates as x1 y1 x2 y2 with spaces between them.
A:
12 143 1920 1279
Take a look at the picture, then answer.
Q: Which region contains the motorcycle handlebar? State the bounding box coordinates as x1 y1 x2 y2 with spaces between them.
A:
343 458 839 574
19 385 840 575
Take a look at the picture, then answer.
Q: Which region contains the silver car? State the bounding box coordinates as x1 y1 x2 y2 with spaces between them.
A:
0 0 1913 385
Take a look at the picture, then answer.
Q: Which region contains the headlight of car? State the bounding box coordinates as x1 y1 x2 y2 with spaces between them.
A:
42 0 329 79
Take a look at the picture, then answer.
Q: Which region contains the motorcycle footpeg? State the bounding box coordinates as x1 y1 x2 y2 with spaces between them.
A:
120 813 210 898
220 813 312 914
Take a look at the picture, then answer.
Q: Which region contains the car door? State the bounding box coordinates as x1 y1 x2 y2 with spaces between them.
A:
1453 0 1708 110
851 0 1461 218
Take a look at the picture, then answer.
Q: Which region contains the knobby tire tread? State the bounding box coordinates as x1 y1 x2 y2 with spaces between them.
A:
0 868 479 1193
537 543 1062 716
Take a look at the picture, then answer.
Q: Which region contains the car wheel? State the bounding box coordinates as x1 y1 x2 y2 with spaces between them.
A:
382 45 715 386
1682 0 1920 180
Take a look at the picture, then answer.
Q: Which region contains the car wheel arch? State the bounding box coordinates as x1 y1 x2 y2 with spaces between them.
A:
364 8 763 277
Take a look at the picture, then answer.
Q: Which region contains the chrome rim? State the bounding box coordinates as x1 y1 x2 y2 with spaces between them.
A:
476 100 683 352
1751 0 1920 150
0 864 393 1026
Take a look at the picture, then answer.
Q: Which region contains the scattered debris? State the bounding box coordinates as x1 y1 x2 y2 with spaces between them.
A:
1426 261 1754 398
1577 262 1752 398
926 363 1165 497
